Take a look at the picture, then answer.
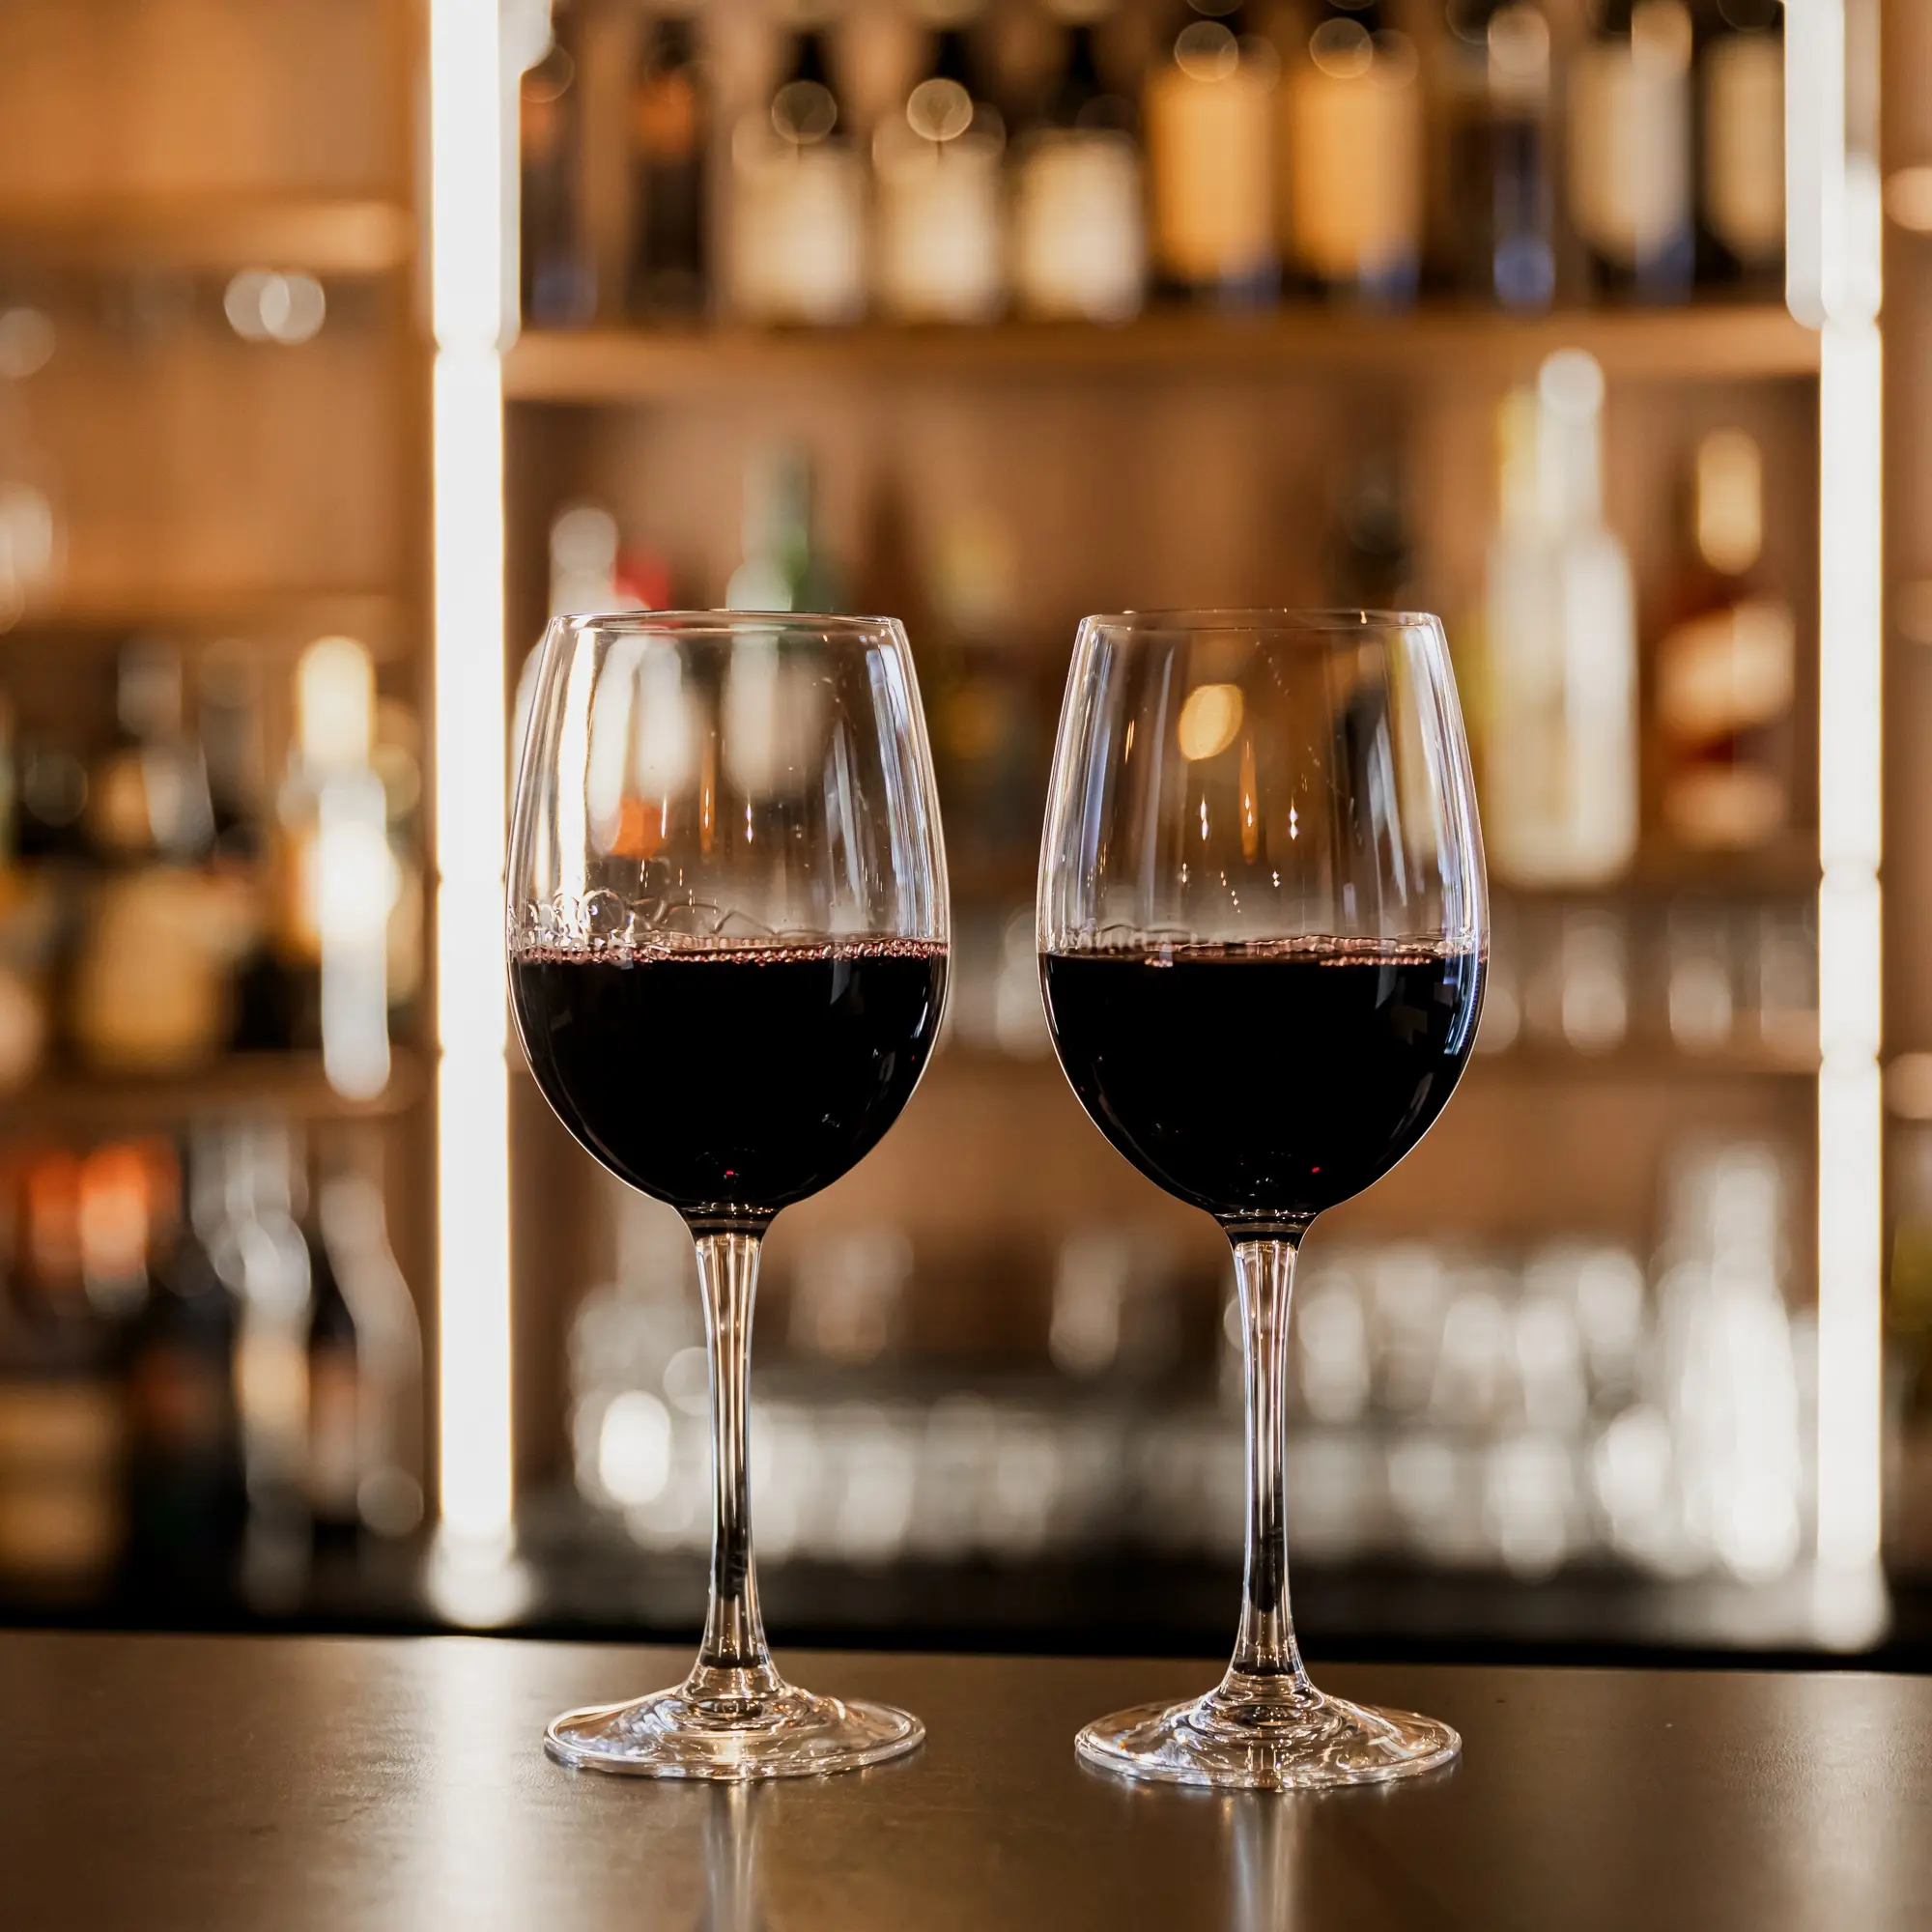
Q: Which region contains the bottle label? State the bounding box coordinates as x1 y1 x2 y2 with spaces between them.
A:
1284 41 1422 286
729 125 865 324
873 129 1005 324
1012 132 1146 322
1703 36 1784 265
1145 54 1278 284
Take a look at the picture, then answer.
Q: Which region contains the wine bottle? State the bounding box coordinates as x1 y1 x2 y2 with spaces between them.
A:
520 5 596 327
1697 0 1783 285
1283 1 1423 304
1439 0 1556 308
1653 430 1795 849
302 1191 360 1551
725 444 843 613
1567 0 1696 301
1484 352 1639 888
730 10 866 325
873 0 1007 324
1009 0 1145 322
1144 0 1279 306
627 10 711 321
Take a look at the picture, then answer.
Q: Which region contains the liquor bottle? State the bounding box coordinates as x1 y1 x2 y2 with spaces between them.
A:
302 1191 359 1551
316 1167 423 1538
725 445 843 612
1009 0 1145 322
1653 430 1795 850
520 6 596 327
1567 0 1696 301
84 637 213 865
1144 0 1280 306
122 1138 246 1598
1696 0 1783 284
873 0 1007 323
1282 1 1423 304
0 1151 126 1593
730 10 867 325
1484 352 1638 888
1439 0 1556 308
627 10 711 320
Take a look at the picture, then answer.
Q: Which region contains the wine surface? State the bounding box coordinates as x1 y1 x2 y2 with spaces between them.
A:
512 939 947 1224
1040 939 1483 1227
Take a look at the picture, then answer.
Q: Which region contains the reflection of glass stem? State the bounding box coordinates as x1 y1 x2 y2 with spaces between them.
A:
1226 1794 1301 1932
701 1783 768 1932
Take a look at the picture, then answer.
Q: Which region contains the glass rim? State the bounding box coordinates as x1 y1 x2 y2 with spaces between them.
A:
1078 608 1442 635
543 609 908 639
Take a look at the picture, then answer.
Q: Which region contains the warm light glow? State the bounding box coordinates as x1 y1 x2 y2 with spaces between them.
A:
1808 0 1885 1576
431 0 514 1542
1177 684 1244 761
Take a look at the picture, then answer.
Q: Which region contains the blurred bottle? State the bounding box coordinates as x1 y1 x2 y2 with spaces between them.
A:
726 445 843 612
302 1180 358 1550
0 695 53 1094
731 9 867 325
1484 352 1638 888
1568 0 1696 301
1439 0 1555 309
122 1138 245 1597
14 732 87 862
315 1165 423 1539
0 1150 126 1595
71 639 250 1075
1281 1 1423 304
627 9 711 321
1696 0 1783 285
520 7 597 327
1144 0 1279 306
1323 450 1412 609
874 0 1007 323
1652 430 1794 852
1009 0 1144 322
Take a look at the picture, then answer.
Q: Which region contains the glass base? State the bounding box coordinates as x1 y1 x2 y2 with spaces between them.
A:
545 1679 924 1782
1075 1680 1459 1791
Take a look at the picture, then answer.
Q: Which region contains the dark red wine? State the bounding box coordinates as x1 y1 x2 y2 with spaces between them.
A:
1040 939 1483 1229
511 938 947 1226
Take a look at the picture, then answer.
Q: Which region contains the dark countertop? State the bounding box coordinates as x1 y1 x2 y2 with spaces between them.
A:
2 1632 1929 1929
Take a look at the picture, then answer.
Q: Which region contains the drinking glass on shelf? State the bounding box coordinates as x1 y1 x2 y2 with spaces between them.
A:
1037 611 1486 1788
508 612 949 1778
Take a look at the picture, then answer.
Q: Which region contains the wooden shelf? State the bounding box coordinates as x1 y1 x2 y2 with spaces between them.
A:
505 303 1819 403
1469 1041 1819 1081
0 196 415 275
1495 838 1824 902
0 1048 430 1130
6 587 412 656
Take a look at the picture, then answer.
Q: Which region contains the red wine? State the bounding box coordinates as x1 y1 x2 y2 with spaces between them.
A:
1040 939 1482 1230
512 938 947 1228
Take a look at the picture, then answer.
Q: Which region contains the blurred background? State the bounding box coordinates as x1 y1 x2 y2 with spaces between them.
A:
1 0 1930 1664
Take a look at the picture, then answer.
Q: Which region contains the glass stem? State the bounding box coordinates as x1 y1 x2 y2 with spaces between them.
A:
688 1230 782 1707
1219 1232 1315 1705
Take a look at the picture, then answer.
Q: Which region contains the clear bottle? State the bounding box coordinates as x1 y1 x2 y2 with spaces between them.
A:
520 4 596 327
1439 0 1556 308
1696 0 1784 285
1009 0 1145 322
1282 0 1423 304
627 10 711 321
1652 429 1795 850
730 9 867 325
1567 0 1696 301
873 0 1007 323
1143 0 1280 306
1484 351 1639 888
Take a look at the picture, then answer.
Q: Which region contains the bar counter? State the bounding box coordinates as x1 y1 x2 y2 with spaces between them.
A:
3 1632 1929 1929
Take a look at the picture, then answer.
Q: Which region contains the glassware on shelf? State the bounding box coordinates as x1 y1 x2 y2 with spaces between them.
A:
1037 611 1484 1788
510 611 948 1779
1483 353 1638 889
1663 903 1735 1053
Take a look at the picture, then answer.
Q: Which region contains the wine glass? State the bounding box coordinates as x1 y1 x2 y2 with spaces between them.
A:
1037 611 1486 1789
509 612 948 1778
